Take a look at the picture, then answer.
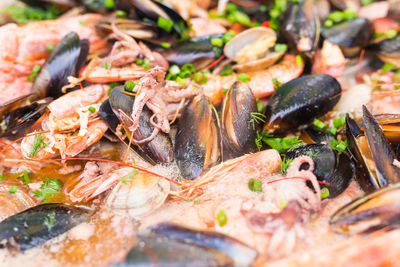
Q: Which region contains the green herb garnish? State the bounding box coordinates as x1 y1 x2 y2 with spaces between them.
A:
280 157 294 174
119 170 138 184
313 119 326 130
33 178 61 202
238 73 251 83
330 139 348 152
262 135 305 153
8 185 18 194
248 178 263 192
160 42 171 48
28 132 47 158
321 187 330 199
157 17 174 32
18 170 30 185
216 210 228 227
44 211 57 231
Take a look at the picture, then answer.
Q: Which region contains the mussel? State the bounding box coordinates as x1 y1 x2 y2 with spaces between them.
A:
224 27 284 72
370 35 400 68
263 74 342 133
0 203 88 252
0 32 89 138
282 0 320 56
221 81 261 159
163 34 224 70
321 18 373 57
346 106 400 192
285 144 355 198
115 0 188 37
330 182 400 235
115 222 258 266
102 86 174 165
174 95 221 180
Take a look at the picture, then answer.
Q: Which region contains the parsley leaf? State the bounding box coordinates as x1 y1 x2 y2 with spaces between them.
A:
262 135 305 153
33 178 61 202
44 211 57 231
119 170 138 184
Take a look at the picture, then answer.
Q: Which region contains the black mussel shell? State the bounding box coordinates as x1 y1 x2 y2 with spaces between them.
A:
115 222 257 267
263 74 341 133
108 86 174 165
369 35 400 68
32 31 89 99
329 0 360 11
163 35 224 70
282 0 320 56
0 97 52 139
285 144 354 197
0 203 88 252
174 95 221 180
322 18 373 56
221 82 260 160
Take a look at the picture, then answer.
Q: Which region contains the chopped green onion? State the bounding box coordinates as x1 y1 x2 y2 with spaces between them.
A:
220 66 233 76
248 178 263 192
313 119 326 129
169 65 181 75
296 55 303 67
324 19 333 28
361 0 374 6
45 44 54 51
216 210 228 227
333 114 346 129
143 59 151 70
321 187 330 199
382 63 395 73
115 10 126 18
176 76 187 86
330 139 348 152
269 9 280 19
102 62 111 69
274 43 288 52
343 9 356 20
8 185 18 194
280 200 288 209
229 11 251 26
157 17 174 32
19 170 30 185
136 58 144 65
272 77 283 89
328 126 337 136
222 88 229 94
238 73 251 83
328 11 344 23
256 98 264 113
193 72 208 84
0 174 4 181
181 63 196 74
226 3 238 12
104 0 115 9
160 42 171 48
385 29 397 39
32 65 41 73
125 80 136 92
88 106 96 113
211 37 224 47
222 32 235 44
79 21 88 26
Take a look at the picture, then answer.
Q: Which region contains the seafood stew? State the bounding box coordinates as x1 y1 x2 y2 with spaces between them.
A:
0 0 400 266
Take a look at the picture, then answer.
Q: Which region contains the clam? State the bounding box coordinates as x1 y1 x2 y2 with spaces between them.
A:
174 95 221 180
322 18 373 57
104 86 174 165
282 0 320 56
221 81 260 159
346 107 400 193
0 203 88 252
263 74 342 133
224 27 284 72
106 171 170 218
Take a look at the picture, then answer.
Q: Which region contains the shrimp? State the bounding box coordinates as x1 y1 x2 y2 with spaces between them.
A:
78 22 168 84
0 14 105 105
20 84 109 159
203 54 304 105
312 41 346 79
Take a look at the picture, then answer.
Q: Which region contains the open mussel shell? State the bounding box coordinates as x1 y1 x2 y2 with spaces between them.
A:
116 222 257 267
330 182 400 235
174 95 221 180
95 17 159 40
263 74 341 133
374 114 400 144
224 27 284 72
282 0 320 56
285 144 355 197
221 82 260 160
106 86 174 165
115 0 187 36
0 97 52 138
329 0 360 11
346 108 400 193
369 35 400 68
0 203 88 252
163 35 223 70
33 31 89 99
322 18 373 57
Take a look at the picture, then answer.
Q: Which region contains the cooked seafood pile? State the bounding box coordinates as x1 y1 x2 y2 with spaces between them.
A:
0 0 399 266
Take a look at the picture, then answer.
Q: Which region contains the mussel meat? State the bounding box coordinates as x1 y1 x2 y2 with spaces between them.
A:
174 95 221 180
95 17 159 40
263 74 342 133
